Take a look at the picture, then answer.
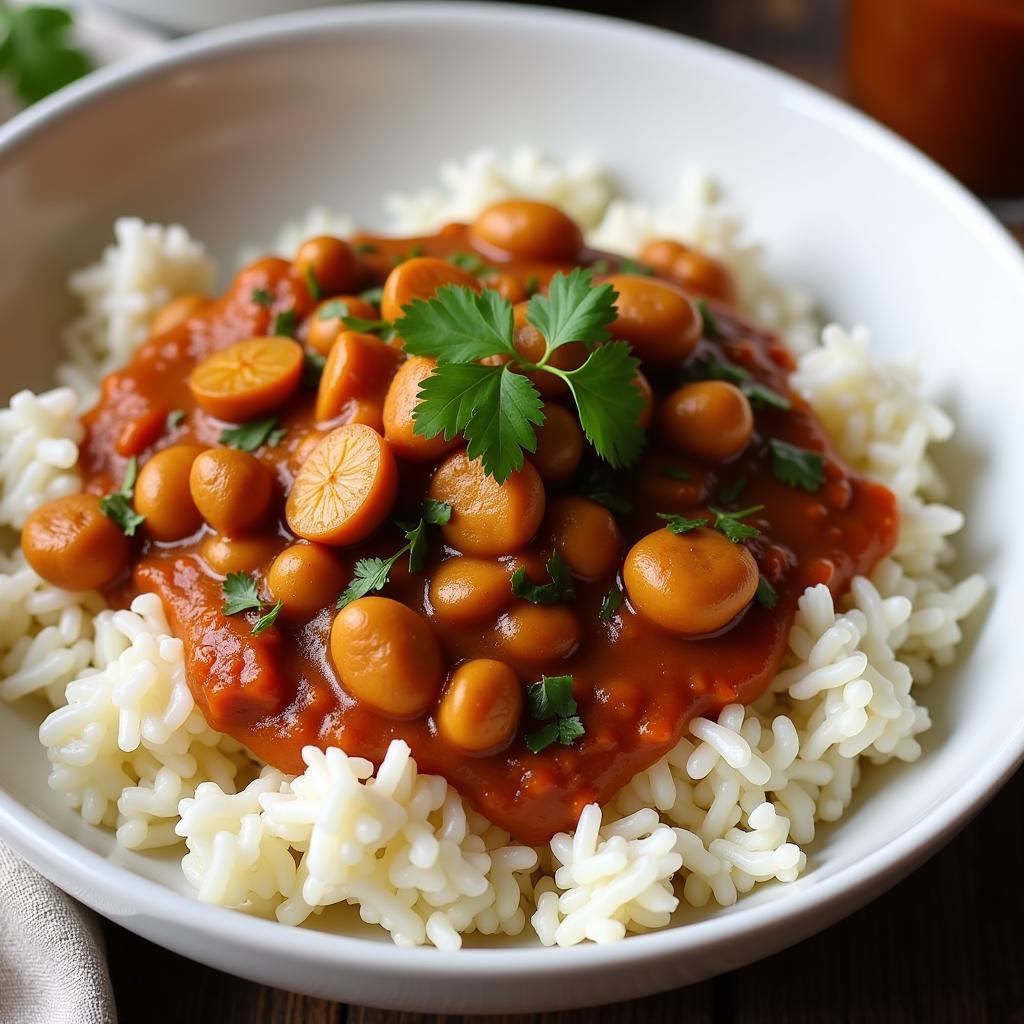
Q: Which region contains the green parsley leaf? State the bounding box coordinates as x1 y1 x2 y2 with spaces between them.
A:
691 353 791 411
756 576 778 609
657 512 708 534
524 722 560 754
421 498 452 525
770 439 826 492
525 268 617 353
510 551 575 605
619 257 654 277
699 355 747 384
271 309 297 338
696 298 719 337
252 599 283 635
660 466 692 481
318 299 349 320
341 314 394 339
599 588 623 622
219 417 284 452
526 674 577 720
556 716 586 745
743 381 791 411
399 285 516 363
710 504 764 543
304 266 322 301
99 457 145 536
166 408 186 429
0 4 91 106
359 286 384 305
717 475 748 504
252 287 274 307
403 519 429 573
336 556 393 610
448 251 493 276
576 466 633 516
559 342 645 468
302 350 326 390
222 572 264 615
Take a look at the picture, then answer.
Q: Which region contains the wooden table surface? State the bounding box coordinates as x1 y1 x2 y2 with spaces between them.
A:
103 3 1024 1020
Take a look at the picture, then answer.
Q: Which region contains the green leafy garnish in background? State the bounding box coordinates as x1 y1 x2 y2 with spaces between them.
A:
99 456 145 536
0 3 92 106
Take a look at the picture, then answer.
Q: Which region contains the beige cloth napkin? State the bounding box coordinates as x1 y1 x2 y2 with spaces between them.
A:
0 841 116 1024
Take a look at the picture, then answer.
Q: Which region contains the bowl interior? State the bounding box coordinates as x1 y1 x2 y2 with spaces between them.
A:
0 4 1022 1012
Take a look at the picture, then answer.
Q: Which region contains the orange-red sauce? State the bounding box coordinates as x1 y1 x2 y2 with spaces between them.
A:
79 228 897 844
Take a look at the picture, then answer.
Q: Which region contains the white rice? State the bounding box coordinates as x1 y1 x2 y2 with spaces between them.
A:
0 149 986 949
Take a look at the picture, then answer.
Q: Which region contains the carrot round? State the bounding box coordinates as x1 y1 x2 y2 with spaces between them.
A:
189 336 303 422
381 257 480 323
315 331 402 424
285 423 398 546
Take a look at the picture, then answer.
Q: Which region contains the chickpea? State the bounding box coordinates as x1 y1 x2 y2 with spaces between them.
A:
483 272 529 305
306 296 379 356
623 527 759 634
498 604 581 663
471 200 583 262
640 239 737 303
429 451 545 557
659 381 753 462
294 236 359 297
531 403 583 484
437 659 523 754
189 448 274 535
606 274 701 366
200 533 282 577
330 597 443 717
383 356 463 462
547 496 622 581
266 542 348 619
22 493 133 591
134 445 206 542
428 557 511 626
150 293 208 338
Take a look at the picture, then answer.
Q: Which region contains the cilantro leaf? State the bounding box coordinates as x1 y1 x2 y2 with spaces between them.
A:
524 275 539 298
556 716 586 745
99 457 145 536
413 362 499 443
511 551 575 605
166 408 186 429
657 512 708 534
699 356 747 384
421 498 452 525
359 286 384 305
252 288 274 307
526 674 577 720
222 572 264 615
304 266 321 301
525 268 617 353
271 309 297 338
336 556 393 610
710 504 764 543
717 475 748 504
399 285 516 363
252 599 283 635
341 314 394 340
524 722 560 754
220 417 284 452
770 439 826 492
0 5 91 106
599 588 623 622
743 381 792 411
318 299 349 320
691 354 791 411
756 576 778 609
448 251 493 276
696 298 719 337
560 342 644 468
577 466 633 516
403 519 429 573
462 366 544 483
301 350 326 390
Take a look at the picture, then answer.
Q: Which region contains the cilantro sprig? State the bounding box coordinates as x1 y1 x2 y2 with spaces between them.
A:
220 417 285 452
656 505 764 543
599 587 623 622
221 572 282 635
756 576 778 609
770 439 826 492
0 3 91 106
99 457 145 537
510 551 574 605
692 355 792 412
524 674 585 753
398 269 644 483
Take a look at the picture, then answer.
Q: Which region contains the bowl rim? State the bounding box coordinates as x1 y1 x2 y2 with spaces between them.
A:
1 0 1023 978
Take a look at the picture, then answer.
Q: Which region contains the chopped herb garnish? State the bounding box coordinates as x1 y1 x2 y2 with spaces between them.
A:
0 3 91 106
421 498 452 525
743 381 792 411
710 504 764 543
252 600 283 635
302 350 326 389
99 456 145 536
657 512 708 534
524 274 539 297
354 241 378 254
219 416 285 452
221 571 264 615
577 466 633 517
756 576 778 609
692 353 791 411
393 245 424 266
770 439 826 492
252 287 274 307
304 266 322 301
341 314 394 339
599 587 623 622
271 308 297 338
359 285 384 305
717 475 748 504
510 550 575 605
399 270 643 483
699 356 747 384
524 674 585 753
449 251 493 276
336 518 434 609
166 408 186 429
619 257 654 277
318 299 349 320
660 466 693 481
696 298 719 337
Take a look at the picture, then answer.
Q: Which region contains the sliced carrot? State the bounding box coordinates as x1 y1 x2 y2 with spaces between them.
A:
315 331 403 424
285 423 398 546
381 257 481 323
383 356 464 462
189 336 303 422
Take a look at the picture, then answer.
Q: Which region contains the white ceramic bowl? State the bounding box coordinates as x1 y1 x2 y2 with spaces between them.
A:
1 4 1022 1014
